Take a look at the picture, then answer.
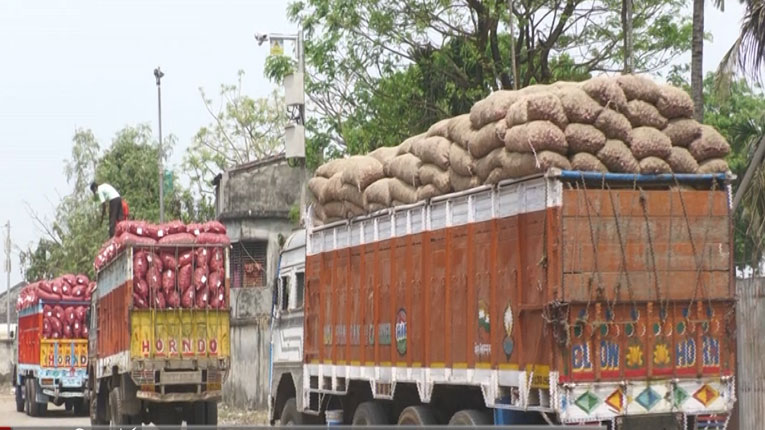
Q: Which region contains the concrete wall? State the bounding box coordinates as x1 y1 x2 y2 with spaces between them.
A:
0 339 13 384
217 156 303 410
737 277 765 430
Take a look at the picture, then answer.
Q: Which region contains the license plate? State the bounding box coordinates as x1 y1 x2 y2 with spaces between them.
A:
161 371 201 385
62 377 81 387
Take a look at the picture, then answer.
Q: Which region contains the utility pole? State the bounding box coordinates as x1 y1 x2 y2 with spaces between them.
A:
256 30 307 223
154 67 165 223
507 0 518 89
5 222 10 338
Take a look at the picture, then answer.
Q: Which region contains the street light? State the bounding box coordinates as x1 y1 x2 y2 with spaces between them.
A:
154 67 165 223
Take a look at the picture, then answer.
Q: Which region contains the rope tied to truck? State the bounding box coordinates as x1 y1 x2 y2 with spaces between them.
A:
672 175 718 329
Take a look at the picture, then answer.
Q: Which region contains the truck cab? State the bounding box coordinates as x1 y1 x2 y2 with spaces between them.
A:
269 229 311 425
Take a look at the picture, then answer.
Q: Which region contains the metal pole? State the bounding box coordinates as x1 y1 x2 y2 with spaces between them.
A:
5 221 10 338
298 29 308 225
154 67 165 223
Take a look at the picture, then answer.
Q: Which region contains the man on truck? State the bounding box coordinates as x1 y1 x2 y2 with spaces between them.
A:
90 182 124 237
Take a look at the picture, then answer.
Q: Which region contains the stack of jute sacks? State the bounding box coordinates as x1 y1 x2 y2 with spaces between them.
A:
309 74 731 223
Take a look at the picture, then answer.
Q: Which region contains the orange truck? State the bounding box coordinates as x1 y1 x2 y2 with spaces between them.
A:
14 299 88 417
269 170 736 429
87 243 230 426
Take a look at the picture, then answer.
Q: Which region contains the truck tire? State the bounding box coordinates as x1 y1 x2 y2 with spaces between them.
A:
24 379 31 415
26 378 46 417
352 401 391 425
73 398 88 416
279 398 303 425
91 390 108 425
109 387 132 426
188 401 218 425
397 405 440 425
448 409 492 426
15 382 24 412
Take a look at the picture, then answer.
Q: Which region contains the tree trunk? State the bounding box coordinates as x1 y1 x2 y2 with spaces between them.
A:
622 0 633 73
691 0 705 121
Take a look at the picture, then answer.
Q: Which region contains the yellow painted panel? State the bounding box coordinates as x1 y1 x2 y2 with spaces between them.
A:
130 310 230 359
40 339 88 368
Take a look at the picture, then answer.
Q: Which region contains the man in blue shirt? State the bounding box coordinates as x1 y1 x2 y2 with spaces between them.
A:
90 182 123 237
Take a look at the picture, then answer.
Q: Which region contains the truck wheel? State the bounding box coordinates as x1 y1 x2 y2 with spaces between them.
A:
448 409 492 426
352 401 391 425
24 379 31 415
187 401 218 425
397 405 440 425
91 390 108 425
109 387 131 426
280 398 303 425
15 382 23 412
73 398 88 416
26 379 44 417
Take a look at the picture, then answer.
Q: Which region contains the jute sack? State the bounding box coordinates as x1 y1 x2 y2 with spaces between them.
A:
322 201 346 219
656 84 694 119
556 87 603 124
369 146 399 165
324 173 364 208
616 74 661 103
419 164 451 193
565 123 606 154
449 144 475 177
697 158 729 174
344 201 365 218
506 93 569 129
495 121 508 142
667 146 699 173
468 121 505 159
363 178 393 210
411 136 451 169
416 184 440 201
469 90 520 129
663 118 702 147
449 170 482 192
366 202 388 213
570 152 608 172
389 178 419 204
398 133 426 155
341 155 384 190
504 120 568 154
474 147 504 181
385 153 423 187
308 176 330 204
315 158 350 178
594 109 632 143
597 139 640 173
688 125 731 162
447 114 473 148
625 99 668 129
494 151 570 181
426 118 451 138
581 76 628 112
629 127 672 160
639 156 672 174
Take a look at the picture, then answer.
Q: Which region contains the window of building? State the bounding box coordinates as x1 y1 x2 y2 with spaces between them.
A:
295 272 305 309
280 276 290 311
230 241 268 288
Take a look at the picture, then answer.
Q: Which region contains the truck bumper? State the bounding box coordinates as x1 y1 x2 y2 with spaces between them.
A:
42 389 85 399
136 390 222 403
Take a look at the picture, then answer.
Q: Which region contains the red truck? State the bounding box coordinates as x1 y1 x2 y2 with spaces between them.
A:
14 281 90 417
269 170 736 429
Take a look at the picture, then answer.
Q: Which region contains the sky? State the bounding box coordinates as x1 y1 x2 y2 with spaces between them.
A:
0 1 750 288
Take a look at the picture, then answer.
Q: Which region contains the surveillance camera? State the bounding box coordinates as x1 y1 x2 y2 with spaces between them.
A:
254 33 268 46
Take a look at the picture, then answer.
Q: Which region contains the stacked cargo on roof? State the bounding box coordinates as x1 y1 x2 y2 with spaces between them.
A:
308 75 731 224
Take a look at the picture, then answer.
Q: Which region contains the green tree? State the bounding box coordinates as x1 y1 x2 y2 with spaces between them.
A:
184 71 287 196
697 73 765 270
267 0 692 163
21 125 201 280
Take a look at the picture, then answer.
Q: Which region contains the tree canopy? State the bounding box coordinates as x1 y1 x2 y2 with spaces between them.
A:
266 0 692 164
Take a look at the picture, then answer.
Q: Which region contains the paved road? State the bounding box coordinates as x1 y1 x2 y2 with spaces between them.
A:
0 387 89 426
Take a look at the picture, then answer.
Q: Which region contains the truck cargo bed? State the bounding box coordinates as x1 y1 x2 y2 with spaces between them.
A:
303 170 735 423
